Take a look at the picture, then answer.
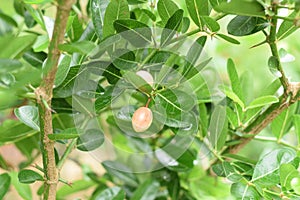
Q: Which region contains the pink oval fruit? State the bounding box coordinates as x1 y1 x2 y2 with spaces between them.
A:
132 107 153 132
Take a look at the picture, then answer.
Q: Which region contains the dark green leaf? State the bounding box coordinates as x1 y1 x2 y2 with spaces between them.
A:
252 148 296 186
14 106 40 131
201 16 220 32
0 12 18 27
157 0 179 24
102 161 139 187
114 19 152 47
54 55 72 88
228 16 266 36
185 0 209 28
18 169 43 184
131 179 160 200
0 173 11 199
103 0 129 38
161 9 183 47
214 0 265 17
77 129 104 151
22 49 47 68
216 33 240 44
212 161 242 182
91 0 109 40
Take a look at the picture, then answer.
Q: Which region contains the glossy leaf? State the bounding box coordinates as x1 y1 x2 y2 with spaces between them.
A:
228 16 267 36
131 179 160 200
214 0 265 17
252 148 296 186
114 19 152 47
92 187 125 200
59 41 96 55
212 161 242 182
220 85 245 109
157 0 179 24
18 169 43 184
14 106 40 131
185 0 209 28
102 161 139 187
91 0 109 40
54 55 72 87
0 173 11 199
23 49 47 68
103 0 129 38
201 16 220 32
277 11 299 40
123 71 153 94
246 95 279 110
160 9 183 47
77 129 104 151
231 181 260 199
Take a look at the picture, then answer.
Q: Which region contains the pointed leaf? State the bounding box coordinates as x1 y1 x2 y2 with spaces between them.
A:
18 169 43 184
227 58 244 103
277 11 299 40
0 173 11 199
216 33 240 44
246 95 279 110
157 0 179 24
131 179 160 200
14 106 40 131
185 0 209 28
91 0 109 39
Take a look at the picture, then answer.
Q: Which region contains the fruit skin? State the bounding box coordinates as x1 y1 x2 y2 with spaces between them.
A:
132 107 153 132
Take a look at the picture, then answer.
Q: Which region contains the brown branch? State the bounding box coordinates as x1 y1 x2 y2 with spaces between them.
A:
36 1 74 200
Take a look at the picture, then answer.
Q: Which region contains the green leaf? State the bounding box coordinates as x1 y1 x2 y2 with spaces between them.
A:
252 148 296 186
32 35 49 52
157 0 179 24
0 12 18 27
208 105 228 150
277 11 299 40
92 187 125 200
57 179 96 198
102 161 139 187
103 0 129 38
231 181 260 199
280 164 299 190
0 173 11 199
293 115 300 145
161 9 183 47
0 59 22 73
228 16 267 36
220 85 245 109
214 0 265 17
48 128 80 140
24 4 45 29
227 58 244 103
10 171 32 200
113 19 152 47
246 95 279 110
271 104 296 139
212 161 242 182
58 41 96 55
18 169 43 184
131 179 160 200
54 55 72 87
216 33 240 45
14 106 40 131
268 56 281 77
24 0 52 4
201 16 220 32
123 71 153 94
91 0 110 39
0 34 37 59
23 49 47 68
76 129 104 151
185 0 209 28
291 177 300 195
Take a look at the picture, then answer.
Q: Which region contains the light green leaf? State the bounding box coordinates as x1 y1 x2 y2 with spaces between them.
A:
76 129 104 151
24 4 45 29
185 0 209 28
271 104 296 139
252 148 296 186
103 0 129 38
0 173 11 199
291 177 300 195
293 115 300 145
92 187 125 200
246 95 279 110
0 59 22 73
212 161 242 182
214 0 265 17
231 181 260 200
54 55 71 88
280 164 299 190
10 171 32 200
59 41 96 55
201 16 220 32
277 11 299 40
220 85 245 109
24 0 52 4
123 71 153 94
32 35 49 52
157 0 179 24
227 58 244 103
48 128 80 140
216 33 240 45
14 106 40 131
18 169 43 184
57 179 96 198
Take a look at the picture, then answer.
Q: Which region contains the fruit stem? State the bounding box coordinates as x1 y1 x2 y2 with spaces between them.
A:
145 98 151 108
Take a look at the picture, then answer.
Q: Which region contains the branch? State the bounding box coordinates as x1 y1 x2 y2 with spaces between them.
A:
35 1 74 200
